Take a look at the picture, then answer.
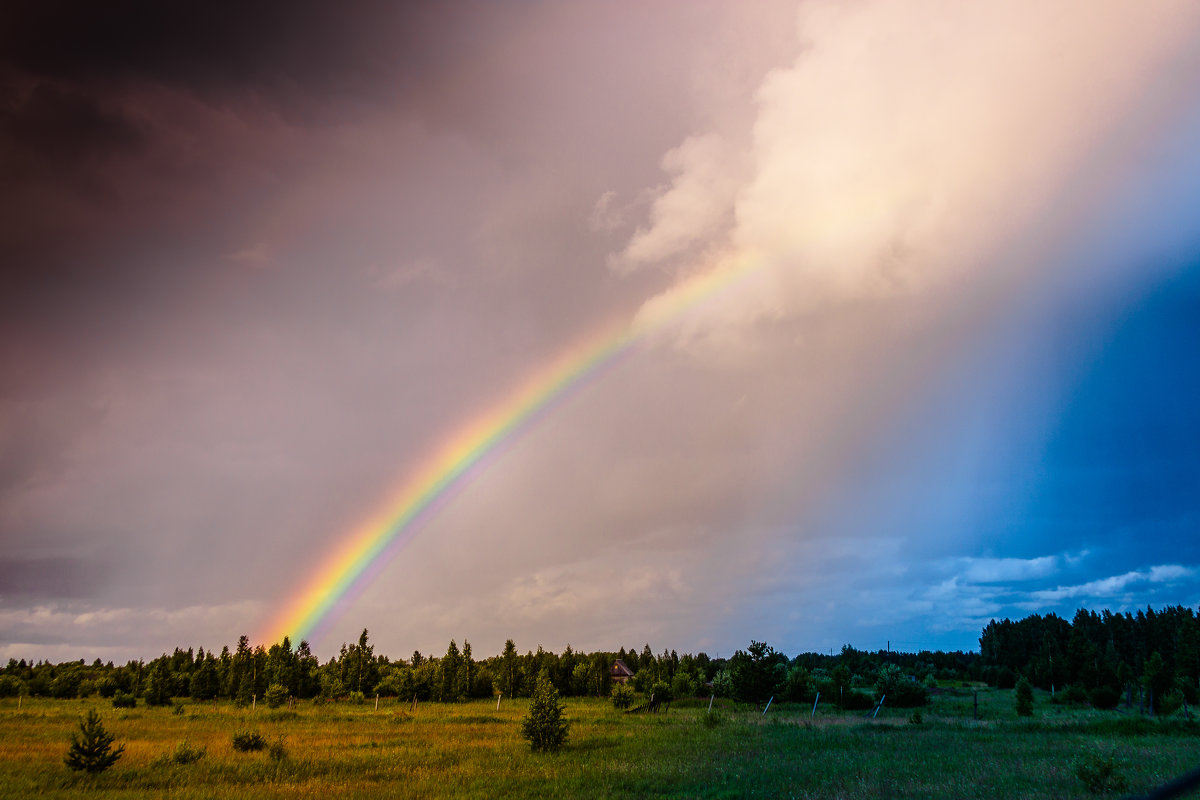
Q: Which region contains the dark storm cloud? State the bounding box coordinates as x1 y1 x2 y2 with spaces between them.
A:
0 81 144 166
0 0 459 107
0 0 511 261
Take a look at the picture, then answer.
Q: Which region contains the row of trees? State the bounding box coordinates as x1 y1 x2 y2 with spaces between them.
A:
979 606 1200 712
0 631 702 704
0 632 943 707
3 605 1195 710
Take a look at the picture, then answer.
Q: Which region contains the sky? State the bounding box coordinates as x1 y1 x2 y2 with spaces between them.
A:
2 0 1200 664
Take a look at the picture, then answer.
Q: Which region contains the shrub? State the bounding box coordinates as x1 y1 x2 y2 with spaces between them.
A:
264 683 289 709
0 675 24 698
649 681 673 708
347 690 366 705
1074 750 1128 795
64 710 125 774
1015 678 1034 717
166 740 206 765
610 682 635 710
520 672 569 753
1156 690 1184 716
1089 685 1121 710
231 730 267 752
671 671 699 700
1064 685 1089 706
908 710 923 725
111 692 137 709
839 690 876 711
888 680 929 708
267 736 287 762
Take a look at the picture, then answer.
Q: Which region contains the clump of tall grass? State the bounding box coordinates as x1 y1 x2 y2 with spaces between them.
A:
1074 749 1128 795
231 730 267 752
267 736 287 762
154 740 205 765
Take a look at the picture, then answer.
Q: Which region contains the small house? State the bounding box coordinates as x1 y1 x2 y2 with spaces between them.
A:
610 659 634 684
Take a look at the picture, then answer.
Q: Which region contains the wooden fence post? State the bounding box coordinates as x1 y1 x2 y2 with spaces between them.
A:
812 691 820 719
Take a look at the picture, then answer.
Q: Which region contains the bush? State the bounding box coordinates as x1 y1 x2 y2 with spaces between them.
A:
0 675 24 698
111 692 137 709
1074 750 1128 795
520 672 569 753
649 681 673 708
908 710 923 725
1015 678 1034 717
1065 685 1089 706
887 681 929 708
1052 686 1081 705
1156 690 1184 717
64 710 125 774
839 690 876 711
1089 685 1121 710
347 691 366 705
264 683 289 709
610 682 635 710
231 730 267 752
165 740 206 765
671 671 699 700
267 736 287 762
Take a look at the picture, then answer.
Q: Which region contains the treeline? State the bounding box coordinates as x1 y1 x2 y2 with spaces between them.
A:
0 630 699 706
978 606 1200 712
0 631 968 710
2 605 1194 711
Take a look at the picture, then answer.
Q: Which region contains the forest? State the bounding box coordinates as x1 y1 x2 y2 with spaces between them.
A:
1 605 1197 715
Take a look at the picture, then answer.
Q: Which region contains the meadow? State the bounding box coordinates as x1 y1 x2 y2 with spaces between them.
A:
1 687 1197 799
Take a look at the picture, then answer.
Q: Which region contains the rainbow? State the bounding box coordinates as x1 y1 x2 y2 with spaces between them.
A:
259 257 758 646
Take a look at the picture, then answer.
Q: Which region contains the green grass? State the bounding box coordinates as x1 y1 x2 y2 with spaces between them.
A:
1 689 1196 798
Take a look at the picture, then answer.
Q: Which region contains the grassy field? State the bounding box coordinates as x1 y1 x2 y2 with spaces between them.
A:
1 687 1197 798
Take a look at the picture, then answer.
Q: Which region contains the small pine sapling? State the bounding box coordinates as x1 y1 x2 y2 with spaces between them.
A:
1015 677 1034 717
64 710 125 774
520 671 570 753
